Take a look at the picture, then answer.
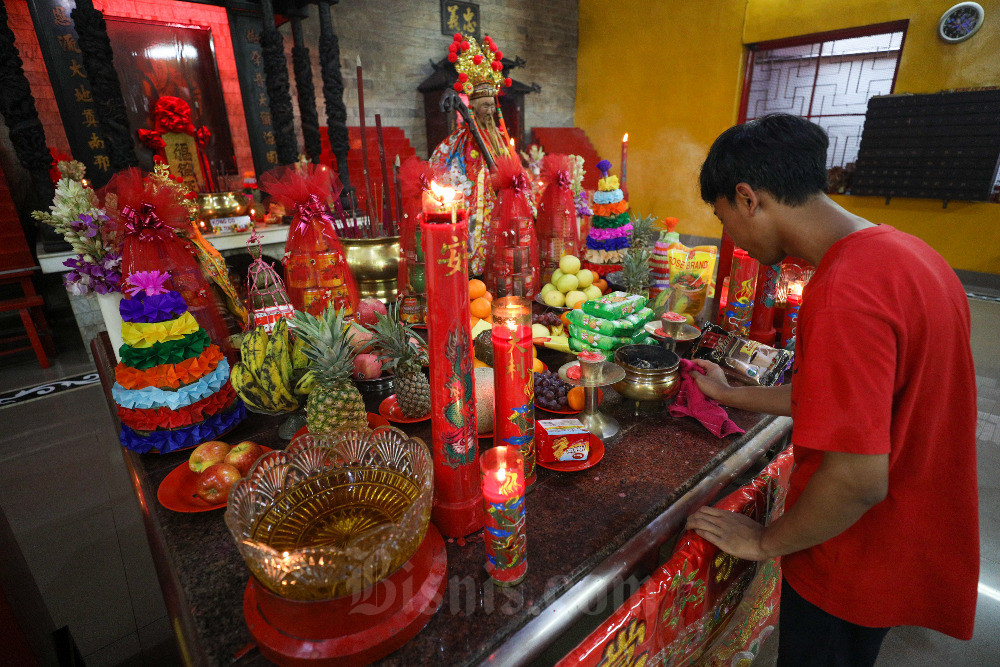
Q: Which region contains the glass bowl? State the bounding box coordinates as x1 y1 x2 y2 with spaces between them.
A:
224 427 433 601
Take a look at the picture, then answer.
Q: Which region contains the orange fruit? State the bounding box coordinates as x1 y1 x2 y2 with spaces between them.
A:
470 297 491 320
560 312 571 328
471 315 481 330
474 358 489 369
532 344 538 358
484 290 493 301
469 279 487 300
532 357 545 373
567 386 585 411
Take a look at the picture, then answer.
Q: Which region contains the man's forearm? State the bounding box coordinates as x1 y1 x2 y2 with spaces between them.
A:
721 383 792 416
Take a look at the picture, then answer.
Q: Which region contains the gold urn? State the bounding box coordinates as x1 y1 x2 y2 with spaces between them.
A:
196 191 249 220
342 236 401 304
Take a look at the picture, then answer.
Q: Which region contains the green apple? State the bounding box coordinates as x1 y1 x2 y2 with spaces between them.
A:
555 273 579 293
551 268 565 284
559 254 582 275
565 290 587 308
540 282 557 297
543 290 566 307
576 268 594 289
583 284 603 301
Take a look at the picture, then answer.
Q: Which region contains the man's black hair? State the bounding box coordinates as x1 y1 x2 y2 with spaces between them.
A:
699 113 829 206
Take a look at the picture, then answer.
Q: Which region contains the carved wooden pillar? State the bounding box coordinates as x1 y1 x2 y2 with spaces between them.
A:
259 0 299 165
291 10 321 163
316 0 354 203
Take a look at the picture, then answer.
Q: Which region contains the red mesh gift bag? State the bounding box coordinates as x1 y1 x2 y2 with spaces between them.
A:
536 154 580 284
260 164 359 317
103 168 233 354
395 157 438 324
485 154 541 298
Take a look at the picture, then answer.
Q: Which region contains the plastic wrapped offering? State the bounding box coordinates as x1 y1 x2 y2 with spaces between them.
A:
690 322 791 386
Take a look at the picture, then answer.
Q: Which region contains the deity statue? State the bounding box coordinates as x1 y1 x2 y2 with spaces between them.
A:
429 34 514 276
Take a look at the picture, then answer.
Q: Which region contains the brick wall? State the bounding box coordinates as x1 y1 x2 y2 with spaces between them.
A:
286 0 579 157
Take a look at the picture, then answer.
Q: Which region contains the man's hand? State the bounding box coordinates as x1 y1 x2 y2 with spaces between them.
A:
691 359 733 403
685 506 769 561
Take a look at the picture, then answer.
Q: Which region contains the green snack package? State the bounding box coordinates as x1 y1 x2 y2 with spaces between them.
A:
569 323 648 350
566 307 654 337
581 291 648 320
568 337 615 360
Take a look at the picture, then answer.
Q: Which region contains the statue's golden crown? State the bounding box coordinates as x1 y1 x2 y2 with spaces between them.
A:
446 34 511 100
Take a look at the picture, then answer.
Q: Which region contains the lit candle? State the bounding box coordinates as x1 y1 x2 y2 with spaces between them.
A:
620 133 628 190
480 445 527 586
722 249 759 336
491 290 535 487
781 280 804 347
422 183 482 538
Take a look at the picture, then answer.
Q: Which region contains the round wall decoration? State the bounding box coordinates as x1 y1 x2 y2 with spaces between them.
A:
938 2 985 43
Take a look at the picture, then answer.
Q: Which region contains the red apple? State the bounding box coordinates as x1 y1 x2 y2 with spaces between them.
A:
195 463 242 503
224 440 263 476
357 298 387 327
189 440 231 473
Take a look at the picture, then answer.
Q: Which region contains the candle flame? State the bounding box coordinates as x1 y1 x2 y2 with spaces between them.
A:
623 133 628 142
789 281 804 296
429 181 458 203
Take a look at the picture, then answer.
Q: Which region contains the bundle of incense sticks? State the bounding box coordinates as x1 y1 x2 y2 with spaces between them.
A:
352 57 402 239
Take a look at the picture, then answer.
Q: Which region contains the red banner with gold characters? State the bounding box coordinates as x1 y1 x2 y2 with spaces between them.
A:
558 448 794 667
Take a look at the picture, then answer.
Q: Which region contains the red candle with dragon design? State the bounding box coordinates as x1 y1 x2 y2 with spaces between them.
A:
422 183 484 538
481 445 527 585
491 287 535 487
721 248 759 336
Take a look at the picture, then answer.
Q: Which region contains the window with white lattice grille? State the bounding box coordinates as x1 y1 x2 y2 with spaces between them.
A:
742 26 906 171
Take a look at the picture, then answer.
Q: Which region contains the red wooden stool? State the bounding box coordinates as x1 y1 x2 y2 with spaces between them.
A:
0 268 52 368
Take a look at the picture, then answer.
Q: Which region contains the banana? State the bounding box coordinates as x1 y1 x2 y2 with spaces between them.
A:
230 362 276 412
292 334 310 370
264 319 293 389
259 352 299 410
240 326 268 376
294 370 317 396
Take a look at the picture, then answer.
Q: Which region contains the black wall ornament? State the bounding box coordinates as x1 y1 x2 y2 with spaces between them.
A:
259 0 299 166
291 12 321 164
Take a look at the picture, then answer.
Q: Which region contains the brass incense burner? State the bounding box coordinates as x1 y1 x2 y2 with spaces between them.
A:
613 345 681 404
342 236 401 303
196 191 248 220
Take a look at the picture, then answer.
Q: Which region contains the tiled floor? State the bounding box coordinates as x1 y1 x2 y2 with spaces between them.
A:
1 294 998 665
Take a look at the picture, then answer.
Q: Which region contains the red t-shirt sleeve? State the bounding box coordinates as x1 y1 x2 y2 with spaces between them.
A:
791 306 896 455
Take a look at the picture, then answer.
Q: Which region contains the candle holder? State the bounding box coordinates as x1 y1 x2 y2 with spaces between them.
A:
558 352 626 445
722 249 759 335
480 445 527 586
422 184 484 538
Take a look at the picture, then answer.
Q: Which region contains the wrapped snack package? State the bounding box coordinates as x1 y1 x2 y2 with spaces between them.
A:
581 291 647 320
567 307 654 337
570 336 656 359
569 323 649 351
690 322 792 386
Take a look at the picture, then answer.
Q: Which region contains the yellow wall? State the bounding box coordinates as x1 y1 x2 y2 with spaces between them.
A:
576 0 1000 273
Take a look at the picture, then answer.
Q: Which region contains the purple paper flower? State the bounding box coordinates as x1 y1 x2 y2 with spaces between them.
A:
126 270 171 296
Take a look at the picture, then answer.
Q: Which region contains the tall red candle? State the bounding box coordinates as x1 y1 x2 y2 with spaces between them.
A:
748 263 781 345
491 292 535 487
422 184 484 538
620 133 628 194
481 446 527 585
722 249 759 336
781 281 804 347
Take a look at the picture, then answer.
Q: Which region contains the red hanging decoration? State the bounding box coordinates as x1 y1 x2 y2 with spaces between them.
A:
536 154 580 284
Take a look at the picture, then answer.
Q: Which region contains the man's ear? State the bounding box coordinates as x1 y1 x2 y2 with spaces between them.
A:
734 183 760 215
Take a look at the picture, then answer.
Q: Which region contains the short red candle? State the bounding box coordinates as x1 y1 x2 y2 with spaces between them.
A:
491 296 535 487
781 281 804 347
422 184 483 538
480 445 527 586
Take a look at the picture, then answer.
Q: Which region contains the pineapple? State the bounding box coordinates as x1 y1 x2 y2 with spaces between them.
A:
629 213 658 250
621 246 653 296
371 305 431 418
291 305 368 434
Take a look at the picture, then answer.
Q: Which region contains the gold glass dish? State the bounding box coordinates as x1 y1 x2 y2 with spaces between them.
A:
224 428 433 600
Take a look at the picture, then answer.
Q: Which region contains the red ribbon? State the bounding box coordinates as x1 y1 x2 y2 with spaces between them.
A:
194 126 211 147
511 171 531 196
293 194 335 234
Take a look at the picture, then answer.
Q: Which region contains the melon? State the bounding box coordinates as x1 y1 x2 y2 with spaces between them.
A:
474 367 495 434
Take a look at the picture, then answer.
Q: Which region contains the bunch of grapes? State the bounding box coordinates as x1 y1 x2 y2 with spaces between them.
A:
535 370 570 411
531 311 562 328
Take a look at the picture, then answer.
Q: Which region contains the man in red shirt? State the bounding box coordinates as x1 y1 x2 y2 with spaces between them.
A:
686 114 979 665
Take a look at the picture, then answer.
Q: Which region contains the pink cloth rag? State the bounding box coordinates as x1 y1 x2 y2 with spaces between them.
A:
669 359 745 438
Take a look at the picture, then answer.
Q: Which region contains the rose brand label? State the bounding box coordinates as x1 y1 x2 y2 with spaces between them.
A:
537 419 590 462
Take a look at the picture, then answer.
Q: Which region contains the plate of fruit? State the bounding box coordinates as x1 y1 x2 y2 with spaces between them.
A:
158 440 273 512
537 255 607 310
534 370 602 414
379 394 431 423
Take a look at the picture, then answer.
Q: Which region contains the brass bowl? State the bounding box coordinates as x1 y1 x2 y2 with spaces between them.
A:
612 345 680 403
342 236 400 303
197 191 248 219
224 428 432 601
